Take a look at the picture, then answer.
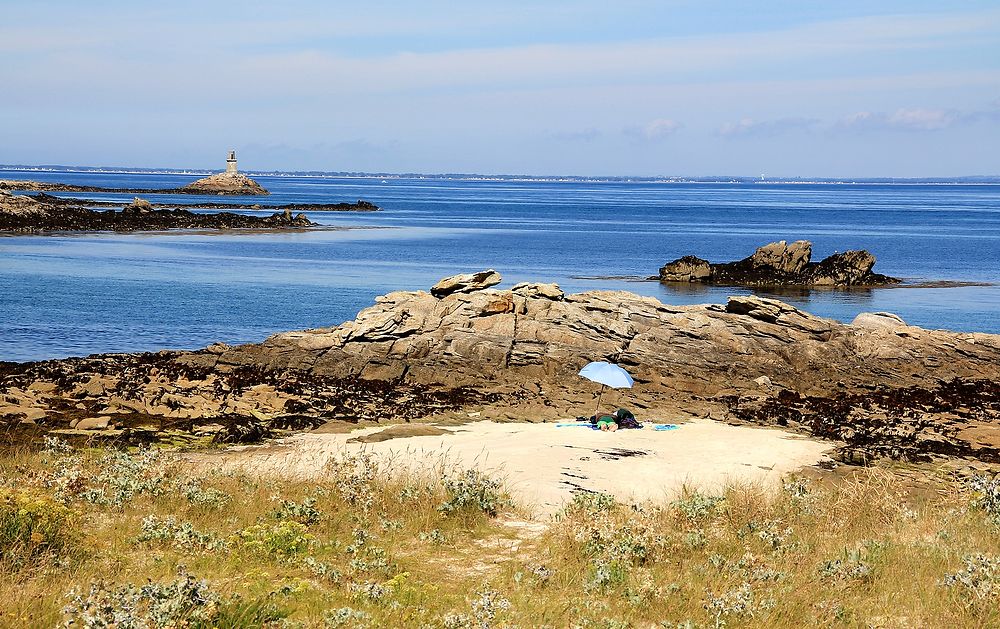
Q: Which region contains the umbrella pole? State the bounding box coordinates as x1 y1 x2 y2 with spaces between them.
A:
594 384 605 419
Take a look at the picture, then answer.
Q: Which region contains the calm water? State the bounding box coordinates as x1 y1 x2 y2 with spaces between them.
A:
2 170 999 362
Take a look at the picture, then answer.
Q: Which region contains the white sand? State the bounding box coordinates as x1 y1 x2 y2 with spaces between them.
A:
195 419 834 516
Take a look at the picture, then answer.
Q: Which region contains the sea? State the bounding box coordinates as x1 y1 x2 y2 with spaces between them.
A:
2 169 999 362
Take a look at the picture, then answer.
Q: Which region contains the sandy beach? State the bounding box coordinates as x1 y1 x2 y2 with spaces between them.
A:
191 419 835 515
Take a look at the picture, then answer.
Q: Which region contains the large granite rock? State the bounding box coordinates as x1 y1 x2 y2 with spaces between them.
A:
430 269 502 297
3 273 999 462
658 240 900 287
181 172 269 196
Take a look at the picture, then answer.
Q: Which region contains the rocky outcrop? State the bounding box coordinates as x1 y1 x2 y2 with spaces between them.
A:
180 172 269 196
3 271 999 462
658 240 900 287
2 191 379 213
431 270 502 297
0 191 313 233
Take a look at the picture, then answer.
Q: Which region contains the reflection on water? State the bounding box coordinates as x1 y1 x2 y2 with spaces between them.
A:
1 171 999 361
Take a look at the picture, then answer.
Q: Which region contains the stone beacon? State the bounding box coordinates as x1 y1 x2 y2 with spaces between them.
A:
178 151 270 196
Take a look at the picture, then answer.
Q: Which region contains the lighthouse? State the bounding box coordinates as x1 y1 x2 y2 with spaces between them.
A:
225 150 238 175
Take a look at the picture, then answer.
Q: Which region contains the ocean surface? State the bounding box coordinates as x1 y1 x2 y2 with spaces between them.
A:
2 169 999 362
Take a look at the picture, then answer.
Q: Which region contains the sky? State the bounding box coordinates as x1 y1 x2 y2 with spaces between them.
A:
1 1 998 177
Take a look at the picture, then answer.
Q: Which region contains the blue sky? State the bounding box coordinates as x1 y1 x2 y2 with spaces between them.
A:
2 1 998 176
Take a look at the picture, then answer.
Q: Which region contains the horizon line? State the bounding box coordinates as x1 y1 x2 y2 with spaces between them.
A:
1 162 998 183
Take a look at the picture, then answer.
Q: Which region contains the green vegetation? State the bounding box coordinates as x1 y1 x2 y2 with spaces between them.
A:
2 439 999 627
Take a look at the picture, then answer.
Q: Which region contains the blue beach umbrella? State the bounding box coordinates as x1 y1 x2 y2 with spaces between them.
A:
579 361 634 418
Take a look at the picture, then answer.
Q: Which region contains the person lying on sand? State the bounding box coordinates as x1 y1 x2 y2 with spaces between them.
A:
596 414 619 431
589 408 641 431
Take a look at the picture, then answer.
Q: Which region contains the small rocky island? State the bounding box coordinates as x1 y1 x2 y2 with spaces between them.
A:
0 190 313 233
658 240 901 287
179 151 269 195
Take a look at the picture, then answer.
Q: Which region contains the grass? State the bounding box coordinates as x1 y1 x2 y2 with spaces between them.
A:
1 439 999 628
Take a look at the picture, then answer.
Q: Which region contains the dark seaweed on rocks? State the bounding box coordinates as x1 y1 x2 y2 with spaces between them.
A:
722 378 1000 463
0 199 314 233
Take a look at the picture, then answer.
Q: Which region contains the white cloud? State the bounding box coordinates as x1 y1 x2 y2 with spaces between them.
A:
836 105 998 131
719 117 819 137
642 119 682 139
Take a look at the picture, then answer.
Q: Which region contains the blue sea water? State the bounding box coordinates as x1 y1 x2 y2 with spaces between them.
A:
1 169 999 362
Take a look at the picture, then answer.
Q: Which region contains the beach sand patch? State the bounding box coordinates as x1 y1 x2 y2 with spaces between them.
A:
189 419 835 516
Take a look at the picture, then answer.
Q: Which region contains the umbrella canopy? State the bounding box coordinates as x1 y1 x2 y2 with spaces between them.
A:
579 361 634 389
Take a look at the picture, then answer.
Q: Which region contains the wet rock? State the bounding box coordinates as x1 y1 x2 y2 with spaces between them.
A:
0 193 316 233
658 256 711 282
431 269 502 298
658 240 900 287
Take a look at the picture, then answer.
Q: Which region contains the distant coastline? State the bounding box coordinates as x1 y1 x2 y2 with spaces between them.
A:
1 164 998 185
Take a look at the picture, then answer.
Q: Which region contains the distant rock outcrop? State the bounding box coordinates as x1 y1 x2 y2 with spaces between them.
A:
180 172 269 196
0 191 311 233
658 240 900 287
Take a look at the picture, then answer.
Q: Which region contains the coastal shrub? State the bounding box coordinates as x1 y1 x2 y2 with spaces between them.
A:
303 556 343 583
232 521 313 558
740 519 796 553
440 585 511 629
566 491 618 515
273 497 322 525
60 568 286 628
968 473 1000 525
174 476 230 508
438 469 509 518
0 488 77 569
61 569 219 628
672 492 725 523
942 554 1000 604
324 452 380 513
79 447 166 507
818 540 885 582
136 515 228 552
704 582 775 626
323 606 371 627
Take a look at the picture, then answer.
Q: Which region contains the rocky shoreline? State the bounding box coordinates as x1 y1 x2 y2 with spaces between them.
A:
0 191 315 233
658 240 901 287
23 191 380 213
2 271 998 465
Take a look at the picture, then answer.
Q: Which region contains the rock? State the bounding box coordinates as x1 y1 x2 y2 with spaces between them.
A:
749 240 812 274
124 197 153 213
511 282 564 300
852 312 907 330
75 416 112 430
658 240 900 287
658 256 711 283
430 270 502 298
754 376 773 389
807 250 878 286
181 172 269 196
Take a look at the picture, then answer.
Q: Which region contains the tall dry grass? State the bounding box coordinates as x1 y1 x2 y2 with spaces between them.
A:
0 439 998 628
